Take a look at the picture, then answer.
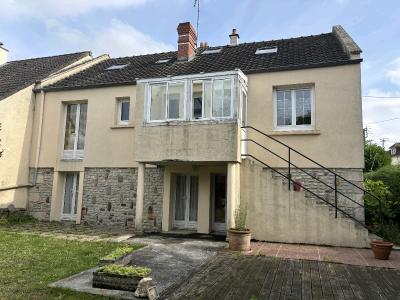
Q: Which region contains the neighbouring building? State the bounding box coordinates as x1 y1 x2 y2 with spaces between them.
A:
0 22 369 247
389 143 400 165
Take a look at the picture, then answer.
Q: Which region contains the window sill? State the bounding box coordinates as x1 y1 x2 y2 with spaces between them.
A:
269 129 321 136
61 158 84 162
144 119 238 127
110 124 135 129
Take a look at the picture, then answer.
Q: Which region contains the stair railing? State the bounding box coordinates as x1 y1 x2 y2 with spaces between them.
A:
241 125 383 226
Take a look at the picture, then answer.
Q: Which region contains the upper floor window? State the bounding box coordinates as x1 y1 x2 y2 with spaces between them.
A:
117 98 130 125
63 102 87 160
274 87 314 130
150 82 185 121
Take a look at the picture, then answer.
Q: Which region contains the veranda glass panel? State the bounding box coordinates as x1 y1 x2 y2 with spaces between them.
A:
222 79 232 117
212 79 232 118
77 103 87 150
295 89 312 125
189 176 199 221
150 84 166 121
192 81 203 119
168 83 185 119
203 80 212 118
174 175 186 221
63 174 74 215
64 104 77 150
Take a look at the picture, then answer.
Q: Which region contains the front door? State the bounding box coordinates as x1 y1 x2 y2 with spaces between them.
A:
212 175 227 232
61 173 79 220
173 175 198 230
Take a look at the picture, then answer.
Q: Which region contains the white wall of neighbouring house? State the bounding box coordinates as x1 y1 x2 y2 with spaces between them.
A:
0 86 35 208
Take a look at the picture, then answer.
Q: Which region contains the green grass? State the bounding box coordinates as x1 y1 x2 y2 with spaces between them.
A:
0 212 38 225
0 230 125 299
97 265 151 277
101 246 141 260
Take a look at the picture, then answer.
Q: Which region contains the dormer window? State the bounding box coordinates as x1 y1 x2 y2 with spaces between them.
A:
202 48 222 54
105 64 129 71
255 46 278 55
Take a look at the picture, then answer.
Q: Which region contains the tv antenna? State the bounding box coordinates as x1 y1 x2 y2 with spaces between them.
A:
194 0 200 43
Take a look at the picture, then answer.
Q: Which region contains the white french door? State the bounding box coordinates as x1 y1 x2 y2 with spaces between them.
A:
173 175 198 230
61 173 80 220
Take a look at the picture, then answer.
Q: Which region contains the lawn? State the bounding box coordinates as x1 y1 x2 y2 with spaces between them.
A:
0 229 141 299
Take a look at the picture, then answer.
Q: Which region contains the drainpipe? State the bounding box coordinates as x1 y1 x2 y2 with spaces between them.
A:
32 89 45 185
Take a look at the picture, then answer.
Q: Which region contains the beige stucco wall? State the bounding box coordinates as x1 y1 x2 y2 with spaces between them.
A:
246 63 363 168
241 159 369 247
134 83 241 163
30 85 138 170
0 86 34 208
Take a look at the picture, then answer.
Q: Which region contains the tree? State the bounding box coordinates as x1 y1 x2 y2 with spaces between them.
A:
364 142 391 172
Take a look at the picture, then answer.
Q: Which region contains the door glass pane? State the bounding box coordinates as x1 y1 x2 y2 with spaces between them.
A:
192 81 203 119
150 84 166 121
63 174 74 214
295 89 312 125
174 175 186 221
168 83 185 119
73 174 80 214
77 103 87 150
189 176 198 221
214 175 226 223
64 104 77 150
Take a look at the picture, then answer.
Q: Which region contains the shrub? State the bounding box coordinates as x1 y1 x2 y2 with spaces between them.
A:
233 205 248 231
97 264 151 277
364 142 391 172
0 212 38 225
377 223 400 246
364 179 392 225
365 165 400 223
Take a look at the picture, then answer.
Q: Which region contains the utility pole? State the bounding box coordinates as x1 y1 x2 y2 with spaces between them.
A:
380 138 388 149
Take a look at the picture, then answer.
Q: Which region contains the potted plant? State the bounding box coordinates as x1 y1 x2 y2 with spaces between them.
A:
228 205 251 252
93 264 151 291
370 240 394 260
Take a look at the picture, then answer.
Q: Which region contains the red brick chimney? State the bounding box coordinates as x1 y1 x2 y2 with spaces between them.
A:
177 22 197 61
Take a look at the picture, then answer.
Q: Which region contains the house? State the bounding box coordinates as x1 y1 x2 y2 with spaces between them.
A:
389 143 400 165
0 22 369 247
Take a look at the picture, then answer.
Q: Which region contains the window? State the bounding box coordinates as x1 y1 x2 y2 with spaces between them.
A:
167 83 185 119
150 84 166 121
202 48 222 54
105 64 129 70
155 58 171 64
255 46 278 54
62 173 79 220
192 81 203 119
63 102 87 159
212 79 232 118
117 98 130 125
149 82 184 121
275 87 313 129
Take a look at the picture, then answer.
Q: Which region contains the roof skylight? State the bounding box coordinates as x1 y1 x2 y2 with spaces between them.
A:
202 48 222 54
105 64 129 71
155 58 171 64
255 46 278 55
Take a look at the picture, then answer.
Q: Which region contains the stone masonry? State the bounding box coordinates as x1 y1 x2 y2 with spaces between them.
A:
274 168 365 223
28 168 54 220
81 167 164 231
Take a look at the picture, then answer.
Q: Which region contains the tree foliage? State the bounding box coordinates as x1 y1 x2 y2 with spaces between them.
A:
364 142 391 172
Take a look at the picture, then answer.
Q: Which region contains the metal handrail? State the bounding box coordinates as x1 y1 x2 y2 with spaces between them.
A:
243 154 367 229
0 184 33 192
242 125 383 204
242 138 364 208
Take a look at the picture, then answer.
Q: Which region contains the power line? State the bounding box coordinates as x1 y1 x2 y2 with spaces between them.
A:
364 117 400 125
363 95 400 99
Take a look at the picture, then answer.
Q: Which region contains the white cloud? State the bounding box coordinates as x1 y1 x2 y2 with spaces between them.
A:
45 19 174 57
387 57 400 86
363 88 400 148
1 0 151 21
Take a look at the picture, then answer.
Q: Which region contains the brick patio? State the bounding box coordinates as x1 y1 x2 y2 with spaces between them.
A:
250 241 400 269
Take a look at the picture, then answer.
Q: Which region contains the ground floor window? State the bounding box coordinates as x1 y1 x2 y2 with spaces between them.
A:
62 173 79 220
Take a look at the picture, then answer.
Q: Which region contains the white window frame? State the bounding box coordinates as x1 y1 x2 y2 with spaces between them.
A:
191 80 205 120
62 102 87 160
117 98 130 125
273 87 315 131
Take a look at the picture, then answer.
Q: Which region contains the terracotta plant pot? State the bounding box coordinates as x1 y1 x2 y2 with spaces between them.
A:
370 240 393 260
228 228 251 251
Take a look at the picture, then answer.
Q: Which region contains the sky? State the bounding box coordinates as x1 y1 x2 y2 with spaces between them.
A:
1 0 399 148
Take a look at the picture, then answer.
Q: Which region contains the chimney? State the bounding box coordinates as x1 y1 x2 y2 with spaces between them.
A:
0 42 8 65
177 22 197 61
229 29 239 46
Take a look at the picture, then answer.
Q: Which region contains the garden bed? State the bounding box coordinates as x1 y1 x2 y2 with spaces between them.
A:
98 246 140 266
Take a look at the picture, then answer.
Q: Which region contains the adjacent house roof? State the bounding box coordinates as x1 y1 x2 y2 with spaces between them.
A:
0 51 90 100
44 32 362 92
389 143 400 149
